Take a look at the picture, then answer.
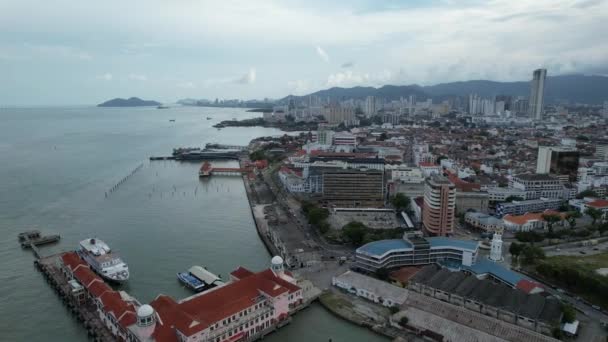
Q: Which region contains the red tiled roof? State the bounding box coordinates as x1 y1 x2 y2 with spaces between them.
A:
230 266 254 280
73 267 100 288
99 291 136 327
389 267 421 283
419 162 437 167
88 281 112 298
257 269 300 294
503 210 565 225
61 252 87 271
516 279 544 294
150 295 186 342
118 310 137 329
588 199 608 209
149 268 301 337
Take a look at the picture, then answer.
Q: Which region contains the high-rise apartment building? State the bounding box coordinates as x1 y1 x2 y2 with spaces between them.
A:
364 96 377 117
596 143 608 161
422 175 456 236
528 68 547 121
322 168 385 207
536 146 579 182
324 106 356 125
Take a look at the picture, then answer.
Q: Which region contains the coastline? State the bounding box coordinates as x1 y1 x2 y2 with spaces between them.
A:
239 151 395 341
318 291 395 340
240 159 281 257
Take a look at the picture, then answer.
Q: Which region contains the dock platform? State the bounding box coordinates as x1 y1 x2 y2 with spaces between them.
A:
34 253 115 341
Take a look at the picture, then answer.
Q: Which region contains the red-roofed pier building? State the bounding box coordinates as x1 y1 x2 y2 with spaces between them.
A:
61 252 303 342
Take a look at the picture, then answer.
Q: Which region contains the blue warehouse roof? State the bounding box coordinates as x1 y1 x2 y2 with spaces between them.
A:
462 259 527 287
357 239 412 256
427 237 478 251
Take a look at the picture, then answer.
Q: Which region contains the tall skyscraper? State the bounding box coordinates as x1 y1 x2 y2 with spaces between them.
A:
422 175 456 236
364 96 377 117
528 68 547 121
536 146 579 182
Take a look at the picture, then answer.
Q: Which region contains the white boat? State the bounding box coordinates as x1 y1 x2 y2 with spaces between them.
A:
78 238 129 283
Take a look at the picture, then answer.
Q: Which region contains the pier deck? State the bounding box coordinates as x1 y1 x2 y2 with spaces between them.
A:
35 254 115 342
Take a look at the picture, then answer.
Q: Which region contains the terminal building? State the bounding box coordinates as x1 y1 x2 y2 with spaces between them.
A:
61 254 305 342
409 264 562 335
355 234 479 273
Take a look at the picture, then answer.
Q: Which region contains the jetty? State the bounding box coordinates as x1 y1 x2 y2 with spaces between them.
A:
199 161 253 177
205 143 248 151
18 231 115 341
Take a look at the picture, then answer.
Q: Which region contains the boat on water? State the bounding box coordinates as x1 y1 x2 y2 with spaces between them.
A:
169 119 176 122
206 117 212 120
77 238 129 283
177 265 224 292
157 105 170 109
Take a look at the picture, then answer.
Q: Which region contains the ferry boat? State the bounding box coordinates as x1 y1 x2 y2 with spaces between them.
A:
78 238 129 283
177 266 223 292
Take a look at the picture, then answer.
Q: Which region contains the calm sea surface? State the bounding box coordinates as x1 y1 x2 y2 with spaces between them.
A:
0 106 386 342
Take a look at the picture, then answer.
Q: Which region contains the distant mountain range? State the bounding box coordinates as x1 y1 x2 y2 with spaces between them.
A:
97 97 161 107
284 75 608 105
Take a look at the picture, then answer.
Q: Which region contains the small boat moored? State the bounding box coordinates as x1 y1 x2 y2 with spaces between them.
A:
177 265 224 292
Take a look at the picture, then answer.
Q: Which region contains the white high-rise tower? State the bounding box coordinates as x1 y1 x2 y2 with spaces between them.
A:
528 68 547 121
489 232 504 262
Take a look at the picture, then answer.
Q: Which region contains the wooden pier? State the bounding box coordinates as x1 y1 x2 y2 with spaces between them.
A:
19 232 115 341
199 161 253 177
34 254 115 341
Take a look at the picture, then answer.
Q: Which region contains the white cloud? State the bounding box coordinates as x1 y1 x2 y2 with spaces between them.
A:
128 74 148 81
177 81 196 89
287 79 312 94
316 46 329 63
96 73 113 81
326 70 395 88
236 68 256 84
1 0 608 103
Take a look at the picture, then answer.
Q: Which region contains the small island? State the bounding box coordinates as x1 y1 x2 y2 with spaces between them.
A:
97 97 161 107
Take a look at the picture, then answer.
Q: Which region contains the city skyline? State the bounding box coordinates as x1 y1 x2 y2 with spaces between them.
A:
1 0 607 105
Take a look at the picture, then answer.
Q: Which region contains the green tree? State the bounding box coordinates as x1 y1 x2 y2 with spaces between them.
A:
249 150 266 161
509 242 523 261
308 207 329 225
566 211 581 229
562 304 576 323
372 115 383 125
399 316 409 327
542 213 562 234
576 189 598 199
391 193 412 214
378 132 388 141
342 221 368 246
318 221 330 235
521 245 545 265
586 207 603 226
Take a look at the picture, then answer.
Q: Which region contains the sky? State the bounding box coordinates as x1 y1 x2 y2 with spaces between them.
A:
0 0 607 105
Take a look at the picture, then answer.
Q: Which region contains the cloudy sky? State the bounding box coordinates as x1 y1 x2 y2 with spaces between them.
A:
1 0 607 105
